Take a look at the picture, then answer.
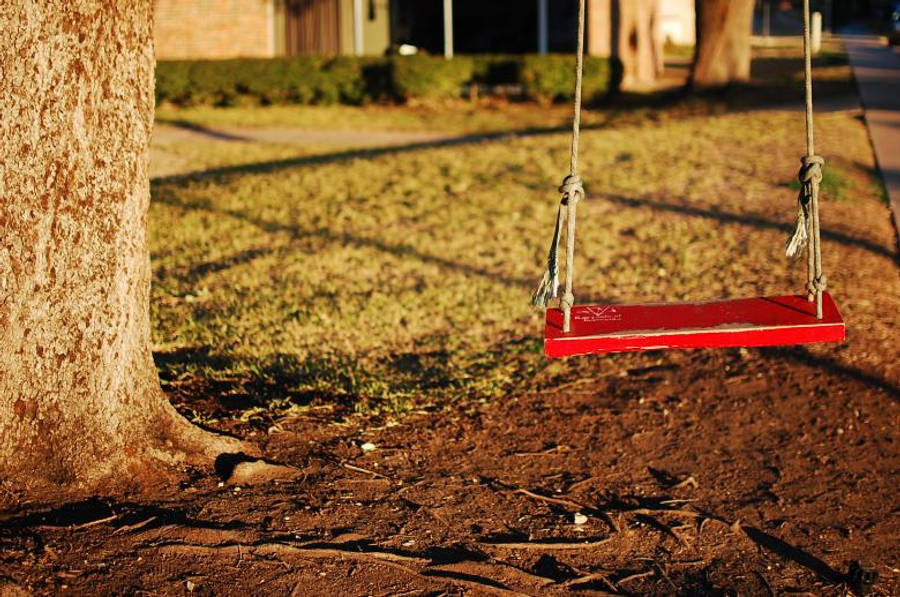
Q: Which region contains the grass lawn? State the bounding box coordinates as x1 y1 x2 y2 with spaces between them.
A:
148 45 898 427
149 93 898 425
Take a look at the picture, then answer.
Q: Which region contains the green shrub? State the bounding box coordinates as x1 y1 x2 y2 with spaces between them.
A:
323 57 368 105
155 60 193 104
471 55 521 85
155 54 620 107
520 54 619 103
390 55 474 101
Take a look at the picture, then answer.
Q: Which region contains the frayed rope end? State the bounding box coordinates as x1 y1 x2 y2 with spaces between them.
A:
785 203 809 259
531 269 559 308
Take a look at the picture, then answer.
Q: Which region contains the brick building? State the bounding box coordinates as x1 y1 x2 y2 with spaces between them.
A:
153 0 696 61
153 0 391 60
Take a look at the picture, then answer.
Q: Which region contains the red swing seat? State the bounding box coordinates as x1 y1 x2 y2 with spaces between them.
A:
544 293 844 358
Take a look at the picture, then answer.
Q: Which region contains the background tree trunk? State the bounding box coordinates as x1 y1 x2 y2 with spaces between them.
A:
0 1 241 497
615 0 663 88
590 0 663 89
690 0 755 87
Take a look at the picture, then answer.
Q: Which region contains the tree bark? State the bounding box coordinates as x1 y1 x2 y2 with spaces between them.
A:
0 1 242 497
690 0 755 88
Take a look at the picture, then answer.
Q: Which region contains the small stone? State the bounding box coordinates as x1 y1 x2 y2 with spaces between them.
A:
360 442 377 453
573 513 588 525
186 580 197 593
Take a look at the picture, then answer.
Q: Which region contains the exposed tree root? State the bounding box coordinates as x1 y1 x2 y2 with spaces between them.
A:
150 541 548 596
226 460 303 486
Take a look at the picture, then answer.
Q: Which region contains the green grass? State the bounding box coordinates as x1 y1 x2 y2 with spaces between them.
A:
149 106 888 417
148 48 893 419
788 165 852 202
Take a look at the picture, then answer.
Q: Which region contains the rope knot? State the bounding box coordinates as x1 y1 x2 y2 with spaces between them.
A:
558 175 584 203
807 275 827 295
799 155 824 185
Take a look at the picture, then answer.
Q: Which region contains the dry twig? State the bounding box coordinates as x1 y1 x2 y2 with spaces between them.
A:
341 462 391 480
617 570 656 584
479 538 611 550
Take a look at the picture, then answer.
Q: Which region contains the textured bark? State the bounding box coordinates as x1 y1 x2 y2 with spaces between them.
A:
690 0 755 87
0 1 240 495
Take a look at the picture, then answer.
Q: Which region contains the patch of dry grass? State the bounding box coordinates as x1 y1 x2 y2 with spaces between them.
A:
149 98 899 416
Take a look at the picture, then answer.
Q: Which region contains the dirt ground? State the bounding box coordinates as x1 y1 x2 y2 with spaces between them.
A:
1 340 897 595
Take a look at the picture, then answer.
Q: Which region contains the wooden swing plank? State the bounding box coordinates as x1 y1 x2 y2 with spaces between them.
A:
544 293 844 358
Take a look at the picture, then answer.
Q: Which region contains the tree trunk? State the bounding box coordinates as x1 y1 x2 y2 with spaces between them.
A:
0 1 242 498
590 0 663 89
588 0 612 57
690 0 755 87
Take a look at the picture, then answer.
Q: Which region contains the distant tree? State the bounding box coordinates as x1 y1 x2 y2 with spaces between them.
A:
589 0 664 89
690 0 756 87
0 1 242 498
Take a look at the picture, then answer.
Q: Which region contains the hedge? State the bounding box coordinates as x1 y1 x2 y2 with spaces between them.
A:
155 54 622 107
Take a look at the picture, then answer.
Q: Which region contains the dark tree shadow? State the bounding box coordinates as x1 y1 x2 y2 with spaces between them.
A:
156 119 251 142
599 192 898 263
758 345 900 402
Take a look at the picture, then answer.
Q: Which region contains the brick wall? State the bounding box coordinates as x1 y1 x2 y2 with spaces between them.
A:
154 0 274 60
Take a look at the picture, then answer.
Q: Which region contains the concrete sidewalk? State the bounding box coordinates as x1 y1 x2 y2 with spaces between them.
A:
843 37 900 235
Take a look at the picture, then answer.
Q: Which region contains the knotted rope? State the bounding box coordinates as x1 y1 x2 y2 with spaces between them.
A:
532 0 586 333
784 0 827 319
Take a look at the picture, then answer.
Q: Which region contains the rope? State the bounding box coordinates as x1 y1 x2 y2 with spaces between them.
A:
785 0 826 319
532 0 586 333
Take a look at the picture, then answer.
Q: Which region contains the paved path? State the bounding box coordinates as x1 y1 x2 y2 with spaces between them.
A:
843 36 900 234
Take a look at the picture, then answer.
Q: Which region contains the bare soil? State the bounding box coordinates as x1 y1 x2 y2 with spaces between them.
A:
1 342 897 595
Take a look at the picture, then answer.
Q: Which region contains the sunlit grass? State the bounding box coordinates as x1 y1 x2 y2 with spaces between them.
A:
149 100 897 416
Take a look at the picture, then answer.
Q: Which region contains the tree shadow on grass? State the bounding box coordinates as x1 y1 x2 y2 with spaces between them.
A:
600 192 898 263
153 182 895 299
152 185 539 290
153 335 544 420
156 119 252 142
